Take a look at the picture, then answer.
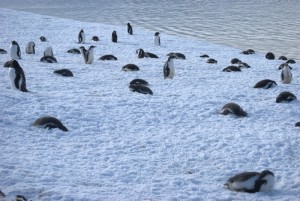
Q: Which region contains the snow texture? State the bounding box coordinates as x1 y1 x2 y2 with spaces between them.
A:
0 8 299 201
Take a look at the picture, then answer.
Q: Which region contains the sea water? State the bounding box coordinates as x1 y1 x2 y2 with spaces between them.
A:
0 0 299 59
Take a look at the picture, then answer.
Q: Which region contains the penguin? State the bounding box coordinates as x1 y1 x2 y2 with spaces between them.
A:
86 45 96 64
295 122 300 127
163 56 175 79
40 56 57 63
145 52 159 58
276 91 297 103
25 41 35 54
231 58 241 64
7 60 28 92
122 64 140 71
240 50 250 55
224 170 275 193
16 195 28 201
112 31 118 43
127 23 133 35
4 60 13 67
286 59 296 64
238 62 251 68
91 36 99 41
206 58 217 64
78 29 86 44
10 41 21 60
54 69 73 77
32 116 68 131
40 36 47 42
67 48 81 54
79 46 88 63
220 102 247 117
99 55 118 61
0 48 7 54
281 63 292 84
254 79 277 89
246 49 255 54
129 83 153 95
44 46 54 57
278 56 287 60
265 52 275 60
130 78 149 86
167 52 186 60
154 32 160 46
222 66 241 72
200 54 209 58
136 48 145 58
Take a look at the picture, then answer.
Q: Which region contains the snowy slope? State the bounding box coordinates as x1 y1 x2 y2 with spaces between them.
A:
0 8 299 201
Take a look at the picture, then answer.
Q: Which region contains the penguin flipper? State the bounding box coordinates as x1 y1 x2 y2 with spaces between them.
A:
242 179 267 193
14 74 21 89
281 71 284 81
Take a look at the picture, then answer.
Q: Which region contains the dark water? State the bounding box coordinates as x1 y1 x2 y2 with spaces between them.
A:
1 0 299 59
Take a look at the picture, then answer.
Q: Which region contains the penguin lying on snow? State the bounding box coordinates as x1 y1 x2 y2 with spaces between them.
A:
40 56 57 63
222 66 241 72
16 194 28 201
99 54 118 61
33 116 68 131
67 48 81 54
0 48 7 54
54 69 73 77
40 36 47 42
276 91 297 103
91 36 99 41
130 78 149 86
136 48 159 58
254 79 277 89
122 64 140 71
224 170 275 193
167 52 186 60
220 102 247 117
7 60 29 92
206 58 217 64
129 79 152 95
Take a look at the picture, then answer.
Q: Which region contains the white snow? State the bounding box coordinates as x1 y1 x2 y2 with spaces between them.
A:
0 8 300 201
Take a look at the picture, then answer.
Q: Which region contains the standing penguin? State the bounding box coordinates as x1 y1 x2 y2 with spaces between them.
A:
154 32 161 46
112 31 118 43
281 63 292 84
86 45 96 64
44 46 54 57
163 56 175 79
127 23 133 35
10 41 21 60
7 60 28 92
78 29 86 44
79 46 88 63
25 42 35 54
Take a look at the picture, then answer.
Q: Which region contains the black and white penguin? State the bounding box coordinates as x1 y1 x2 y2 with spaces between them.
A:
127 23 133 35
278 63 292 70
129 83 153 95
154 32 160 46
206 58 217 64
164 56 175 79
40 56 57 63
240 50 250 55
220 102 247 117
44 46 54 57
16 194 28 201
33 116 68 131
281 63 292 84
265 52 275 60
222 66 241 72
40 36 47 42
200 54 209 58
167 52 186 60
86 45 96 64
254 79 277 89
99 54 118 61
91 36 99 41
25 42 35 54
286 59 296 64
224 170 275 193
7 60 28 92
238 62 251 68
122 64 140 71
231 58 241 64
295 122 300 127
145 52 159 58
276 91 297 103
112 31 118 43
0 48 7 54
241 49 255 55
78 29 86 44
10 41 21 60
67 48 81 54
79 46 88 63
136 48 145 58
278 56 288 60
4 60 13 67
54 69 73 77
130 78 149 86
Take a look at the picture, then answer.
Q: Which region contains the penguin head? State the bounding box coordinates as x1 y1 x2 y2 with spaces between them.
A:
12 41 17 45
155 32 160 36
113 30 116 34
259 170 275 192
168 55 176 61
11 59 21 68
80 29 84 33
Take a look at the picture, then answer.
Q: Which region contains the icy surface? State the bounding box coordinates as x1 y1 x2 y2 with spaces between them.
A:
0 8 299 201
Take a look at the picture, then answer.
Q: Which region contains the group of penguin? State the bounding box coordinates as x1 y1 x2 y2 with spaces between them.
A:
1 21 299 197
